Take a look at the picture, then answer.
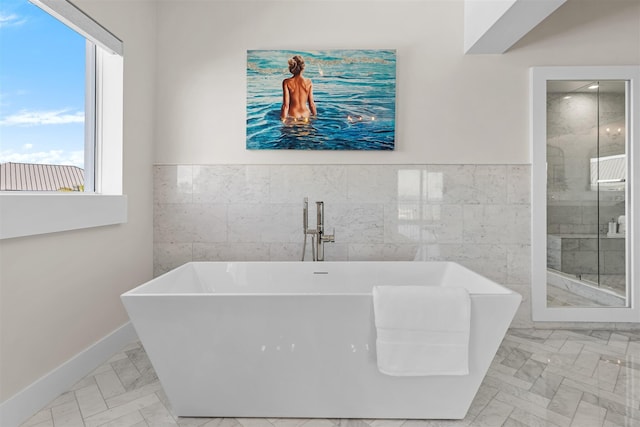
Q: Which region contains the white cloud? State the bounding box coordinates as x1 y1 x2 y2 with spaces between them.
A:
0 149 84 168
0 109 84 126
0 13 26 28
23 143 33 150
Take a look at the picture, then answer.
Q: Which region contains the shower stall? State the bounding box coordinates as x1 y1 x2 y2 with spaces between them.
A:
546 80 627 307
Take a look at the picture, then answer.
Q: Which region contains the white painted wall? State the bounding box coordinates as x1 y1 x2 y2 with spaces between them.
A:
464 0 566 54
464 0 517 52
0 1 155 402
155 0 640 165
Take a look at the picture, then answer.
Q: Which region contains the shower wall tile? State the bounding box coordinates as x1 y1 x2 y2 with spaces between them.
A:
154 203 194 243
463 204 530 245
346 165 400 202
193 243 270 262
193 204 227 243
154 164 531 266
562 251 599 275
507 166 531 205
561 238 580 251
471 165 508 204
507 244 531 285
578 238 597 251
328 203 384 244
382 243 420 261
428 165 507 205
261 204 301 243
347 244 386 261
269 165 348 203
547 205 582 226
193 165 270 203
322 243 349 261
601 238 625 251
383 203 463 244
269 243 304 261
153 243 193 277
456 244 509 284
412 243 445 261
558 224 593 235
227 203 300 243
603 250 625 275
154 165 193 204
226 204 263 243
426 165 475 204
154 203 227 243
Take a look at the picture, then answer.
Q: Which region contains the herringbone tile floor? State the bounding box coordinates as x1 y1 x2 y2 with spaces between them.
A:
20 329 640 427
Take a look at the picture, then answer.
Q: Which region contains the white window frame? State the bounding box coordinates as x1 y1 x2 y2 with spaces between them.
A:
0 0 126 240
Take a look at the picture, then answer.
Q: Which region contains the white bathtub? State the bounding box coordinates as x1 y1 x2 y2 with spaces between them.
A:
121 261 521 420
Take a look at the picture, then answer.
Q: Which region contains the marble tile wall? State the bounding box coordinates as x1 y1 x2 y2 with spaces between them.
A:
154 164 532 326
547 235 625 276
546 91 626 236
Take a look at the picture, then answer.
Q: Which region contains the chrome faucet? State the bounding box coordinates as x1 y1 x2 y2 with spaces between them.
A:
302 198 335 261
315 201 335 261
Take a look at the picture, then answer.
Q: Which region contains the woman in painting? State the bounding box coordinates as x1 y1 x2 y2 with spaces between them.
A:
280 55 317 122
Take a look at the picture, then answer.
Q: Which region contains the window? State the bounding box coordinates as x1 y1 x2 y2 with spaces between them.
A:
1 0 87 190
0 0 126 239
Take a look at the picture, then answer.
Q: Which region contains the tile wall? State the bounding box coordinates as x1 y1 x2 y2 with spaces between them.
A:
154 164 532 327
546 91 626 237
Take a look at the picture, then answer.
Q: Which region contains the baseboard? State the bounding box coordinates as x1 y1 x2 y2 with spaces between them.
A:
0 322 138 427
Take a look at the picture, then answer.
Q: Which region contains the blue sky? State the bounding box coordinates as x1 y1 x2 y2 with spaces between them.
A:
0 0 86 167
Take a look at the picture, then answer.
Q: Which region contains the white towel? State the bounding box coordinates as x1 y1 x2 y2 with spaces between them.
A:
372 286 471 376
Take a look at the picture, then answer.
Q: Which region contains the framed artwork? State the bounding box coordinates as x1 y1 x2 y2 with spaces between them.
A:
246 49 396 150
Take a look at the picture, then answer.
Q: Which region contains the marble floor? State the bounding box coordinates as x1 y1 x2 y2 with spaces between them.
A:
547 285 612 308
547 271 626 308
581 275 627 297
20 329 640 427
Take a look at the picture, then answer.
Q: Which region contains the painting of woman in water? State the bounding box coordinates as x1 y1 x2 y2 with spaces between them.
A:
246 49 396 150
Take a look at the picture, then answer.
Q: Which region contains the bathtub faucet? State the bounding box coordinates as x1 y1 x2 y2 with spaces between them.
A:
315 201 335 261
302 198 335 261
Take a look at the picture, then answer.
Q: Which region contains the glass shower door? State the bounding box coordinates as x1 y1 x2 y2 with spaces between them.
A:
594 81 627 301
546 80 627 308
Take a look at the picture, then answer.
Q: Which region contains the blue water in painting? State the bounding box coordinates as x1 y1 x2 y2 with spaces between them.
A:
246 49 396 150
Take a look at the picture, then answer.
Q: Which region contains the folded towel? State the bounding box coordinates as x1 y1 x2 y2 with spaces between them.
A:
372 285 471 376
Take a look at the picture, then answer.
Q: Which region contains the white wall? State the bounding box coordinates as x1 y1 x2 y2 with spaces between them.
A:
154 0 640 165
464 0 517 53
0 1 155 402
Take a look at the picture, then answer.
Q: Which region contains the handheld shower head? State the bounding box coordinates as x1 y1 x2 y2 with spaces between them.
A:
303 197 308 231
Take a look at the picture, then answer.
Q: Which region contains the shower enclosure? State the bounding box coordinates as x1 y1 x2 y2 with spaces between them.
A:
546 80 627 307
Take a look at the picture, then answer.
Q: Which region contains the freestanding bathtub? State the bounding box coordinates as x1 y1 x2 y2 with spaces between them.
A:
121 261 521 420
